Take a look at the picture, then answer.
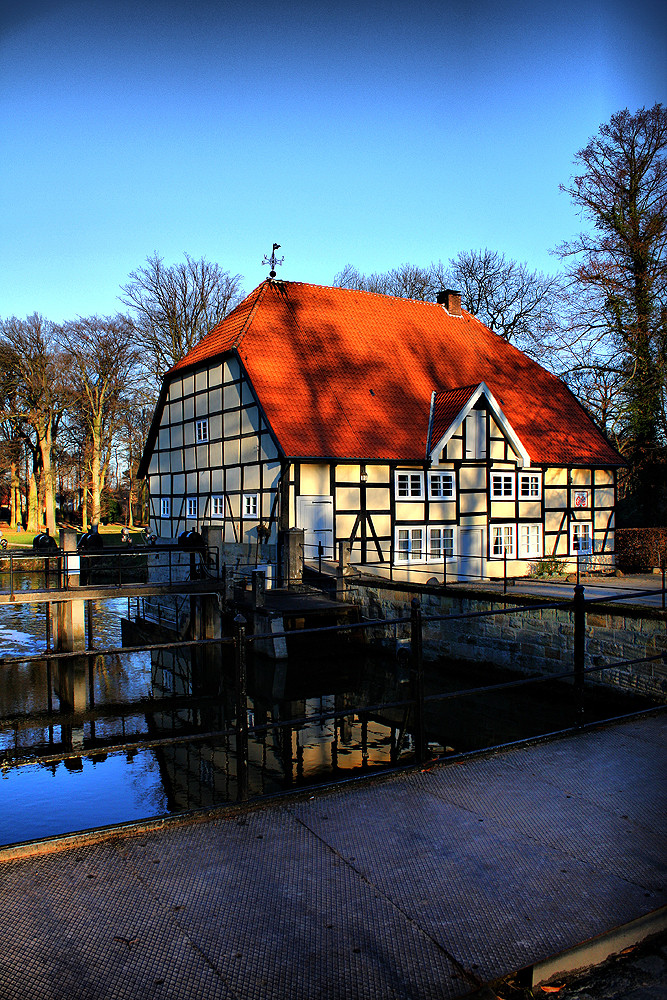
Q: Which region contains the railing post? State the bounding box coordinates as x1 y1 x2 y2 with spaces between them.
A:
86 600 93 650
573 583 586 727
503 550 507 594
318 540 323 576
410 597 426 764
234 613 249 801
443 549 447 590
9 552 14 602
662 557 665 611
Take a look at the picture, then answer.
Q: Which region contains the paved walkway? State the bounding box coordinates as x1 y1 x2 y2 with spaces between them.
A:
1 712 665 1000
308 562 667 609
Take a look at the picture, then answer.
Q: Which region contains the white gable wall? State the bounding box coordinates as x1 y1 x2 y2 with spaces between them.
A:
148 357 281 549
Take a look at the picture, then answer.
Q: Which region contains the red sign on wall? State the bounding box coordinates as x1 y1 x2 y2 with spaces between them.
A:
573 490 589 508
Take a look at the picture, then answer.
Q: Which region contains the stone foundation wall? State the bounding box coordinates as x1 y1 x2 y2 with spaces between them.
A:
343 580 667 702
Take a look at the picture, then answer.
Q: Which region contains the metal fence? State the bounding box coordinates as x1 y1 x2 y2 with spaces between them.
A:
304 537 620 588
1 581 665 809
0 543 220 597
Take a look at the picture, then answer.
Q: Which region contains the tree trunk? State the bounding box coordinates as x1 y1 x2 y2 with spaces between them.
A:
128 483 135 528
9 461 20 528
37 421 56 534
90 416 103 527
27 473 39 532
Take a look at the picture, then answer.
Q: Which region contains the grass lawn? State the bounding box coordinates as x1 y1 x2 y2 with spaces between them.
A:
0 524 149 550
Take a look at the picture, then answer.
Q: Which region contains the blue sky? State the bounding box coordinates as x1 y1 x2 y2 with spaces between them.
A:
1 0 665 322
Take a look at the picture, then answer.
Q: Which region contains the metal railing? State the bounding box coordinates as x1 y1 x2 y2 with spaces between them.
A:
0 543 220 596
324 540 664 605
1 582 664 809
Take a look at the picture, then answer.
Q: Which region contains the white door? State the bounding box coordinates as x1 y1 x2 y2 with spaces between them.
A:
459 527 484 581
297 496 334 559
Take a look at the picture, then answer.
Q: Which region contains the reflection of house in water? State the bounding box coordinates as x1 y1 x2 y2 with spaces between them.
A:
147 641 413 812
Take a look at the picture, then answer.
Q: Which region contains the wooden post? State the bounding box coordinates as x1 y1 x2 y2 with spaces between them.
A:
252 569 266 609
58 528 85 652
337 540 352 600
281 528 304 588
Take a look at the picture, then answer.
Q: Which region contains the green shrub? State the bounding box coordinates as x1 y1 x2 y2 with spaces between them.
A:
530 555 567 577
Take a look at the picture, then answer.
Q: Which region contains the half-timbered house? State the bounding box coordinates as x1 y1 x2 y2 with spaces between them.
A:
138 279 622 584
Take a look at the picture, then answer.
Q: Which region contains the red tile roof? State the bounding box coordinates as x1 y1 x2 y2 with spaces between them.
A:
429 386 480 454
168 280 621 467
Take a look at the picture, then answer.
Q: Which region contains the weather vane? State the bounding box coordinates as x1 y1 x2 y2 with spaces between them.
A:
262 243 284 278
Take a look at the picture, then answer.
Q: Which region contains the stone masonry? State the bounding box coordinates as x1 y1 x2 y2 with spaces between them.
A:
343 579 667 702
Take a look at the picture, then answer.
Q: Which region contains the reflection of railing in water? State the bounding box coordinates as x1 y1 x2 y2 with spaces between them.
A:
1 585 665 814
139 596 186 631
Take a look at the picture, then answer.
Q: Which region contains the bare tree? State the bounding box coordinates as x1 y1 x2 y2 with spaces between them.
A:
0 355 24 527
120 252 244 388
557 103 667 452
334 253 564 362
58 316 142 528
443 249 564 355
0 315 66 533
334 262 440 300
116 403 153 527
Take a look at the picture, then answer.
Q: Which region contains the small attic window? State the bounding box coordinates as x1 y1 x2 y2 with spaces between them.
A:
465 411 486 459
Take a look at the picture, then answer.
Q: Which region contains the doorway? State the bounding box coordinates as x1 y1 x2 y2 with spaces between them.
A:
296 495 334 560
459 527 484 582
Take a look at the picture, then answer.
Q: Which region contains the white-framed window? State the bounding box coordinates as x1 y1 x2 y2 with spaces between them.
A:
196 418 209 442
519 472 541 499
491 472 515 499
396 471 424 499
571 522 592 553
211 495 224 517
243 493 258 518
186 496 198 518
492 523 515 557
519 523 542 557
160 497 170 518
395 526 425 562
429 526 454 560
428 471 455 499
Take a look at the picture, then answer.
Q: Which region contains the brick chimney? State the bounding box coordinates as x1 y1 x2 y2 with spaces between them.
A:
436 289 462 316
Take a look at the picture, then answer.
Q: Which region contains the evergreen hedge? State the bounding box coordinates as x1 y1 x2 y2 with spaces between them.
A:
615 527 667 572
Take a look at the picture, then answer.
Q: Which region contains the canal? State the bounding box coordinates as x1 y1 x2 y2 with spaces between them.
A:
0 576 656 848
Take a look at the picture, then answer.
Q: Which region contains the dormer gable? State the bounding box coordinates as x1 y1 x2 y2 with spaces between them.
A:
427 382 531 468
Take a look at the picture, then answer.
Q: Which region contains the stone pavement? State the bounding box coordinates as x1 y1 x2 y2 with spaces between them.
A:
0 712 665 1000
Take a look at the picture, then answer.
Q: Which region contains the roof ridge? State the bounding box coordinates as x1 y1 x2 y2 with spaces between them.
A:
434 383 481 395
231 280 269 350
263 279 469 311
